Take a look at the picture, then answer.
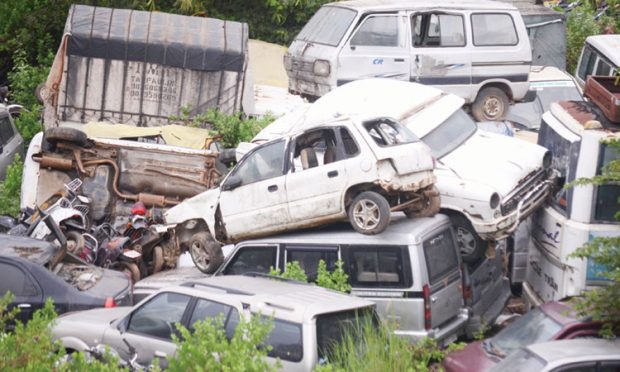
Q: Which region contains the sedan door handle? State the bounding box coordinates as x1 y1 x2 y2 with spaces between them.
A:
17 303 31 309
327 170 338 178
268 185 278 192
394 58 405 62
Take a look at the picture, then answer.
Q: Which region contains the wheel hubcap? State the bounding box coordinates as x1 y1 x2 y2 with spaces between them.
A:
483 96 503 118
353 200 380 230
456 227 477 256
191 242 210 269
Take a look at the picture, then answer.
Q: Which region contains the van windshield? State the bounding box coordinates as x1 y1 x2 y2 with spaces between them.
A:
421 109 476 158
296 6 357 46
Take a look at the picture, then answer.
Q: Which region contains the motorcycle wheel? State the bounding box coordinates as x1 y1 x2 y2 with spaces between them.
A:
121 262 141 283
151 245 164 274
65 231 84 254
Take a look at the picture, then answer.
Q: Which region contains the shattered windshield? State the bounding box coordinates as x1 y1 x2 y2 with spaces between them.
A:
489 307 561 357
421 109 476 158
296 6 357 46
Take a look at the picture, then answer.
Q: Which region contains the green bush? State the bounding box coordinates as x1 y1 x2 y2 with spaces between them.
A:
270 260 309 282
171 108 275 148
0 154 23 217
315 318 464 372
7 50 52 109
168 315 279 372
565 5 603 74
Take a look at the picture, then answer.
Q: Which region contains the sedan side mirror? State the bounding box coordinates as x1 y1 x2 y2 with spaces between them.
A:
221 174 242 191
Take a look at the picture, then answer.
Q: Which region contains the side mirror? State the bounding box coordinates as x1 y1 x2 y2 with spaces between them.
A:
221 174 242 191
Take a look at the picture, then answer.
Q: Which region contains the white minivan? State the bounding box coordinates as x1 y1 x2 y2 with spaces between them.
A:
284 0 532 121
574 34 620 89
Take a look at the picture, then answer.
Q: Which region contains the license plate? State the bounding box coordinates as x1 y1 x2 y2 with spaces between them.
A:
123 250 142 259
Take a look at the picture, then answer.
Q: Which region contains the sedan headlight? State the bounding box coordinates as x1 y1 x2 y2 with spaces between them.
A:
542 150 552 169
313 59 330 77
490 192 500 209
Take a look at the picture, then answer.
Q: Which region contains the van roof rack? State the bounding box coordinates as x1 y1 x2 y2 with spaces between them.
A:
241 272 309 285
180 281 253 296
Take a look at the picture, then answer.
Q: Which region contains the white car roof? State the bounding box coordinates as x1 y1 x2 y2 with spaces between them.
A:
167 275 375 324
254 79 464 141
585 34 620 66
331 0 516 12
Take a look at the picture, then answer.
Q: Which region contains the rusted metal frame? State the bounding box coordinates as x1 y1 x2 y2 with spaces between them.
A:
137 11 154 127
390 194 422 212
61 7 79 122
99 8 115 122
79 6 98 123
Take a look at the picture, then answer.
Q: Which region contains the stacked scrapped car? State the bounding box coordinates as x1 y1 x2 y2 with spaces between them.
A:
164 112 439 273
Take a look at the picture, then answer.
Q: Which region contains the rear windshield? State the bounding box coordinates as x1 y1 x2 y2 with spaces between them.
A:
423 229 459 285
316 307 378 361
296 6 357 46
490 307 562 357
421 109 476 158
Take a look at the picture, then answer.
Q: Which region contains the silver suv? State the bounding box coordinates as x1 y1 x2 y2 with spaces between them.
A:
52 275 377 371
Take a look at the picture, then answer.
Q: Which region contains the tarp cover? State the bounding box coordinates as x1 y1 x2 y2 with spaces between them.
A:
65 5 247 72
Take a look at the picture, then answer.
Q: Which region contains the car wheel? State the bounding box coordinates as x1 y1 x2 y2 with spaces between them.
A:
404 185 441 218
189 232 224 274
472 87 509 121
449 214 487 264
65 231 84 254
151 245 164 274
122 262 141 283
348 191 390 235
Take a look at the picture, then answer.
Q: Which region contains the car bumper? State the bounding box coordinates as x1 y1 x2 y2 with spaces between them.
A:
471 179 552 240
394 308 469 346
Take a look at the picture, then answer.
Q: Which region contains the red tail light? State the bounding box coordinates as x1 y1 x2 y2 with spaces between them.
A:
104 297 117 308
462 283 472 302
423 284 431 331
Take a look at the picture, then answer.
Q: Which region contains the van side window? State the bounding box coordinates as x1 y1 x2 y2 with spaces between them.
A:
578 46 597 80
595 59 612 76
286 247 338 282
348 246 411 288
423 230 459 285
471 13 518 46
593 144 620 223
223 246 277 275
350 15 399 47
412 13 465 47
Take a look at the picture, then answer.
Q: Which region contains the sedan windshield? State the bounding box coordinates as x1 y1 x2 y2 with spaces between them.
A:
296 6 357 46
421 109 476 158
489 307 562 357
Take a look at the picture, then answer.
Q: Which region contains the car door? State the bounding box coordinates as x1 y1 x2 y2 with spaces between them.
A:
285 128 352 223
337 13 410 85
409 11 472 100
0 260 43 327
108 291 192 365
218 139 290 238
0 112 24 180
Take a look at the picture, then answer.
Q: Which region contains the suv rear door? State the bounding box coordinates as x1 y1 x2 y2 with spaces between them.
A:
421 228 464 330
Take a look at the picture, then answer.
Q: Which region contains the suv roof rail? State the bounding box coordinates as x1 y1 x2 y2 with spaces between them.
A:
180 281 253 296
241 272 310 285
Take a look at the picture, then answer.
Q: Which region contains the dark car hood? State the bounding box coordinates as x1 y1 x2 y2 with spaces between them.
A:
0 234 59 265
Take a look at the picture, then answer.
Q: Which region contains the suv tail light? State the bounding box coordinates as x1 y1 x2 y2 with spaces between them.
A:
104 297 117 308
423 284 431 330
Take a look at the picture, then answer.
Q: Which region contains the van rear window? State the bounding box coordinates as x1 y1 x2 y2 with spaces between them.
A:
423 230 459 285
348 246 411 288
296 6 357 46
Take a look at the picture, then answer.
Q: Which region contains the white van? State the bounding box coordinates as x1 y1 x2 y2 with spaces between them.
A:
284 0 532 121
216 215 514 344
574 34 620 89
522 100 620 307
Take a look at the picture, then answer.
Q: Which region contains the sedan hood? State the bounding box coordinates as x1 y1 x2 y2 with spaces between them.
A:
53 307 131 341
439 131 546 196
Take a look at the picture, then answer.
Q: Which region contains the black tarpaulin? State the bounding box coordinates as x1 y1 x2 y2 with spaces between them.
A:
65 5 248 72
